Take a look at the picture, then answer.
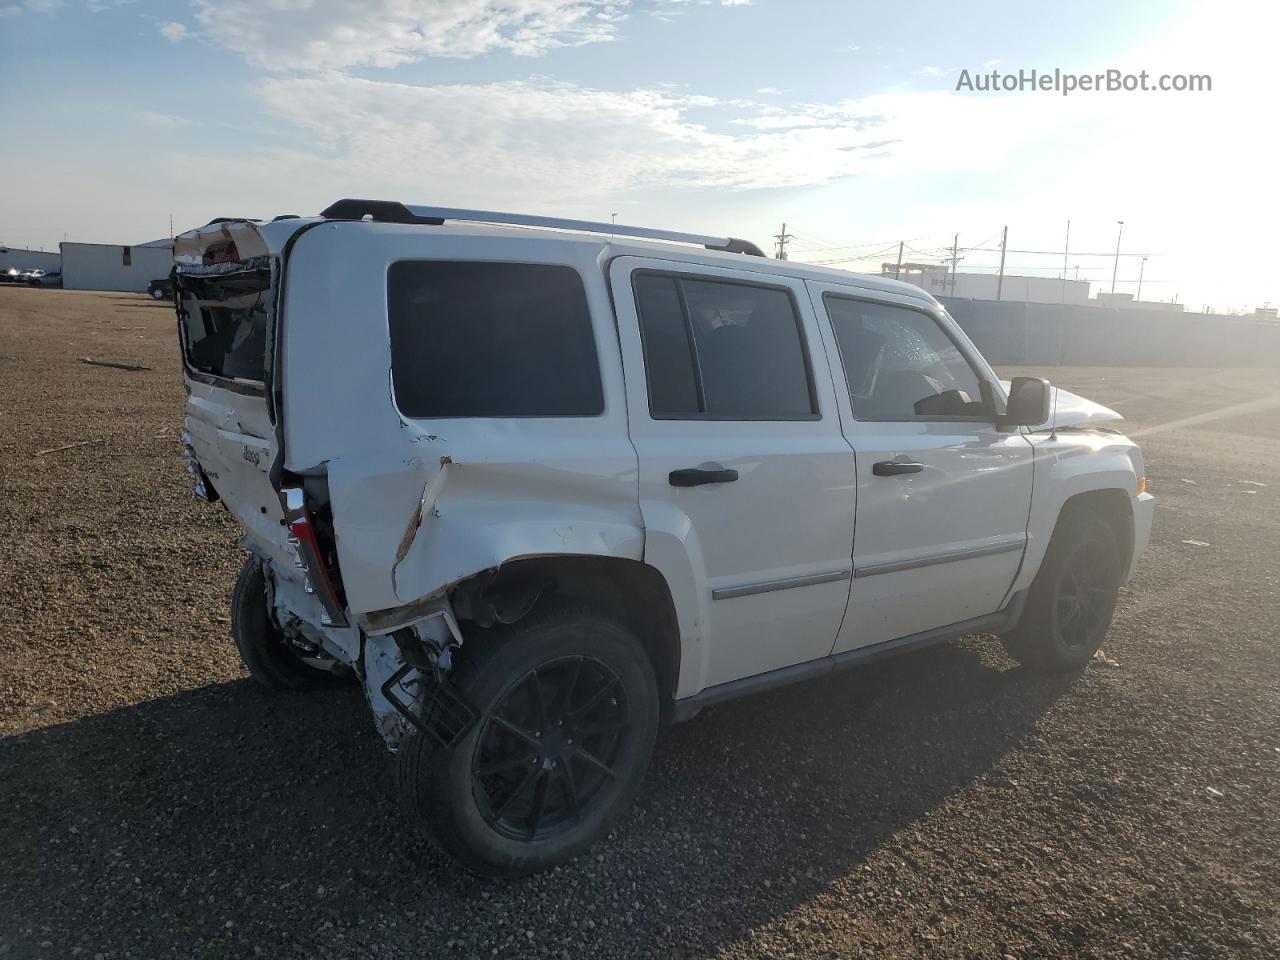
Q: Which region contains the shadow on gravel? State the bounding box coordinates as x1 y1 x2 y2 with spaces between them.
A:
0 640 1073 957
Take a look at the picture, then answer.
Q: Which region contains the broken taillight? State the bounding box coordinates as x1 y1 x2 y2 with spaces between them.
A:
282 487 350 628
180 428 217 502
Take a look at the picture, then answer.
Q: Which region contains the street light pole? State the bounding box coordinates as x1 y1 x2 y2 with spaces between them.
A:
1137 256 1148 301
1110 220 1124 294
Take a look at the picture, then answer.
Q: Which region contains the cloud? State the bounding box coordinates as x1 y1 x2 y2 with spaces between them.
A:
157 20 187 42
915 65 947 77
1 0 64 13
194 0 630 71
135 110 193 128
235 75 1050 207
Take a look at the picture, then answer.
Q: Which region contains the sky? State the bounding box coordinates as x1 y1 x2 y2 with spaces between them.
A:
1 0 1275 312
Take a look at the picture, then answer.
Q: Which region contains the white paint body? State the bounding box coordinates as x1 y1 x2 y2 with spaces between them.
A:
174 215 1154 724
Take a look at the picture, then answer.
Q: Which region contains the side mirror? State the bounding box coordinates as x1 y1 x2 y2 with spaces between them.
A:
1004 376 1052 427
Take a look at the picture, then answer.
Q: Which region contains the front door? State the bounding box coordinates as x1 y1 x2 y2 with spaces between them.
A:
610 257 856 694
805 282 1035 653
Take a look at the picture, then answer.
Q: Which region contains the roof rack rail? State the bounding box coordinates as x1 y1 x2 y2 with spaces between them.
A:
318 199 765 257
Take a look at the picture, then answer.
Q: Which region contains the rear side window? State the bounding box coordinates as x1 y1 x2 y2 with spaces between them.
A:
388 261 603 418
633 273 817 420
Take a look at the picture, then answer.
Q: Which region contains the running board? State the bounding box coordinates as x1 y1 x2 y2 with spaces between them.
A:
670 591 1028 722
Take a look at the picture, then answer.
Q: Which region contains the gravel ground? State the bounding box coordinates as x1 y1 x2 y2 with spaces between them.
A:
2 287 1277 959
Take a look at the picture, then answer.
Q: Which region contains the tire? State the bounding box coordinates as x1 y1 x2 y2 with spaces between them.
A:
1001 508 1123 671
230 556 348 691
397 603 660 877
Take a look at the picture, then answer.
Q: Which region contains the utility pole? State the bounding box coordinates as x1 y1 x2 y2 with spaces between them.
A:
170 213 175 240
893 240 903 279
774 222 793 260
1111 220 1124 293
1060 219 1070 302
1137 256 1148 301
948 233 960 295
611 213 617 224
996 226 1008 301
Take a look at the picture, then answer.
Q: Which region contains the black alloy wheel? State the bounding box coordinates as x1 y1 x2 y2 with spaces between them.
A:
472 657 628 841
396 604 659 877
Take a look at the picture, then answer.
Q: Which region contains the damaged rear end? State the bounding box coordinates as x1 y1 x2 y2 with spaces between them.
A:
173 219 359 669
172 217 487 750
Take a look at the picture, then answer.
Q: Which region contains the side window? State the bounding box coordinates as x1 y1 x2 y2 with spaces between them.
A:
823 296 987 420
387 261 603 418
633 272 817 420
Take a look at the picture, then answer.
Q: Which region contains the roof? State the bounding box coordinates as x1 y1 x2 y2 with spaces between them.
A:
175 206 939 307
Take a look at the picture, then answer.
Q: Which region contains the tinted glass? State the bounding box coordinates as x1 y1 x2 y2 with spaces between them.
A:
634 273 816 419
388 261 603 418
634 274 699 417
824 297 987 419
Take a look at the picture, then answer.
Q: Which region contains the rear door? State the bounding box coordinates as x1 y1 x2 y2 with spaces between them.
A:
610 256 856 693
806 282 1035 652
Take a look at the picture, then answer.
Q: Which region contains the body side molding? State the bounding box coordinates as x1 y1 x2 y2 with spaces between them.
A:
711 567 853 601
853 536 1026 579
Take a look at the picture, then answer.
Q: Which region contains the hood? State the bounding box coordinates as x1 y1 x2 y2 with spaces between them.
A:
998 380 1124 429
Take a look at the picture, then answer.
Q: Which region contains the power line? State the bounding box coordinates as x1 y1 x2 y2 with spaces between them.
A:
964 247 1157 256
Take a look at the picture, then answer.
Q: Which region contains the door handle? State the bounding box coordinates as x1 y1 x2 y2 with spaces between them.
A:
669 467 739 487
872 460 925 476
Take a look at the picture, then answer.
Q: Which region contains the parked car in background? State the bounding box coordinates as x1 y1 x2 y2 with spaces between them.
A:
174 200 1154 878
28 270 63 288
1 267 23 284
147 276 173 300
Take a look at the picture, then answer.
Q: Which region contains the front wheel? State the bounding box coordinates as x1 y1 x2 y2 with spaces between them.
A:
1001 509 1123 671
397 604 659 877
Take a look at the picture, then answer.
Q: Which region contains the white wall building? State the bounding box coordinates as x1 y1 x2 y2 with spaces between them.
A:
0 246 61 273
1094 292 1185 312
60 240 173 292
882 263 1091 305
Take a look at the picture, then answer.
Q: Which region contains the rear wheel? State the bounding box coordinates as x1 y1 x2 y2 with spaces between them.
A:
1001 509 1123 671
397 604 659 877
230 556 348 691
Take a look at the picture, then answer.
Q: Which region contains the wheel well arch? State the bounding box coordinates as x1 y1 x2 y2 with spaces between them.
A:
1056 488 1134 573
449 555 682 719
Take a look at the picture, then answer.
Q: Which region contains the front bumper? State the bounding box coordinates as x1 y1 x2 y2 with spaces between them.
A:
1127 491 1155 582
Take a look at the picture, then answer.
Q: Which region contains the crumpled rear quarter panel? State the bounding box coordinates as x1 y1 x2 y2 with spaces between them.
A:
277 222 642 615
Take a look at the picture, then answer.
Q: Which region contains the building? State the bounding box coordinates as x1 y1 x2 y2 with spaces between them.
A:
0 246 61 273
60 239 174 292
1093 292 1184 312
882 262 1090 305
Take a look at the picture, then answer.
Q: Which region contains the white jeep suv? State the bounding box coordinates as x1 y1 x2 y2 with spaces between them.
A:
174 200 1154 876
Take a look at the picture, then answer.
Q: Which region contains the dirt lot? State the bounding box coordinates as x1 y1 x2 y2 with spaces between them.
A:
2 286 1277 959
